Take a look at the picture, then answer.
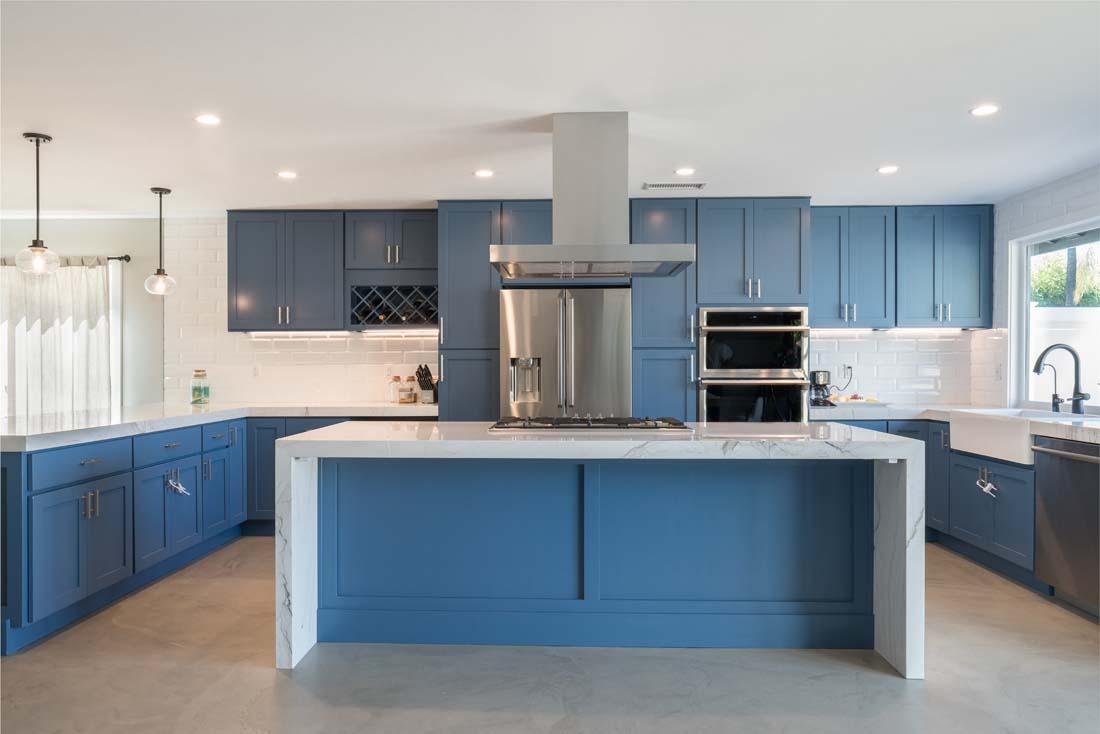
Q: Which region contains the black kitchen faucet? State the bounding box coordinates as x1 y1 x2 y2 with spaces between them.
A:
1033 343 1091 414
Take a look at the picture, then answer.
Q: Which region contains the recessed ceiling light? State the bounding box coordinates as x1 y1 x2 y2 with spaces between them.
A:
277 170 298 180
970 103 999 117
474 169 494 178
194 113 221 126
675 167 696 176
877 165 900 175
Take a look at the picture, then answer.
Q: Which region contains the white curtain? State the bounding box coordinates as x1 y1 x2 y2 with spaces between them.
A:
1 256 112 417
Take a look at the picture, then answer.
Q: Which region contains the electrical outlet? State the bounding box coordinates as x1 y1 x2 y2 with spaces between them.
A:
842 364 853 379
253 365 261 378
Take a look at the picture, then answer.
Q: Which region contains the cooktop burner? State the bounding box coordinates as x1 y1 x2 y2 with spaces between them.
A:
490 416 689 430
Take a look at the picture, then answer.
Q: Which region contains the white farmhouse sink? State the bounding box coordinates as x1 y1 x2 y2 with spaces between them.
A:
949 408 1100 464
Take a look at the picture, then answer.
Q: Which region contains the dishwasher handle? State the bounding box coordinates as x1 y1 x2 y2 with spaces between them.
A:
1033 445 1100 465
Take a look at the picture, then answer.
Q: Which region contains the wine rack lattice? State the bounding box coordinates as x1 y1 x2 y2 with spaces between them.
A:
350 285 439 327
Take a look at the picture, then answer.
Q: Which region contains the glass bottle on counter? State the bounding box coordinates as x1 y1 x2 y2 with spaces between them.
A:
399 376 418 404
190 369 210 405
387 375 401 404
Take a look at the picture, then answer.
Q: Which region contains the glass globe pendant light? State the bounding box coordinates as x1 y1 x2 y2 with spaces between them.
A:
15 132 61 275
144 187 176 296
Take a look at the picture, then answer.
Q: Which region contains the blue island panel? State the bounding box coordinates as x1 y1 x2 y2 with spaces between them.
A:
317 458 873 649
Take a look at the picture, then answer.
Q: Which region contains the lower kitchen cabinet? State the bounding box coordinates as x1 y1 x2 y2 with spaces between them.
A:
228 420 247 525
925 422 951 532
202 448 231 538
247 417 348 520
948 451 1035 570
134 456 202 573
438 349 500 421
29 473 133 622
632 349 697 421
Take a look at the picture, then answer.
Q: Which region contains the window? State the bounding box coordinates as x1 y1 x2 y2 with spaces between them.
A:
1026 228 1100 408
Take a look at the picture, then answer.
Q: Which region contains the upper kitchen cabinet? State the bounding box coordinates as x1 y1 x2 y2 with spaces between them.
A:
502 200 552 244
345 211 437 269
228 211 344 331
696 198 810 306
631 199 697 348
896 205 992 328
438 201 502 350
810 207 895 327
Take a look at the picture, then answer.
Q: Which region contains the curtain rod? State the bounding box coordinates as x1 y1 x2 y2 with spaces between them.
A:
107 255 131 262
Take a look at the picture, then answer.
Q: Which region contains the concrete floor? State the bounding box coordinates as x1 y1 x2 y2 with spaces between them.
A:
1 538 1096 734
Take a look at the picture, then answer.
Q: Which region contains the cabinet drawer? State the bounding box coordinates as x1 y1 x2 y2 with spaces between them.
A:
202 422 232 451
30 438 132 493
133 427 202 468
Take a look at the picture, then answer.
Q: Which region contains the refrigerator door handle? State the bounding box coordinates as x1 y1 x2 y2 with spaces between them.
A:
557 292 565 409
567 294 576 409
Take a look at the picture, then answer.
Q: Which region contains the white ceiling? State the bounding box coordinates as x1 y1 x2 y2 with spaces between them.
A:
2 1 1098 218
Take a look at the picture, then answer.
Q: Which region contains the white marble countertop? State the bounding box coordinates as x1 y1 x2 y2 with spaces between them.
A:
276 420 923 461
0 402 438 452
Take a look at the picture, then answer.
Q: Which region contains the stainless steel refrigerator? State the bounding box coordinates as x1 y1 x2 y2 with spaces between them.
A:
500 288 632 419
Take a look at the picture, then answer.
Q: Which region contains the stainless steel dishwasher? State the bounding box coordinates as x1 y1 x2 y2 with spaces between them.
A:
1033 436 1100 615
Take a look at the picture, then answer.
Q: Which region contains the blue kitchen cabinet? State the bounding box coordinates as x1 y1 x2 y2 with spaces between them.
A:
286 418 348 435
752 198 811 304
30 474 133 621
438 349 499 421
202 448 230 538
896 206 992 328
941 205 993 328
811 207 894 327
247 418 286 520
502 200 552 244
169 456 203 556
632 349 697 421
887 420 927 442
948 451 1034 569
345 211 437 269
925 422 951 532
631 199 697 348
228 211 344 331
810 207 848 326
949 452 992 548
228 212 285 330
697 198 753 304
438 201 502 350
227 420 247 526
134 456 202 572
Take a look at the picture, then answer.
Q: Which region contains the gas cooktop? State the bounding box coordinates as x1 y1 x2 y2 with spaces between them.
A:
490 416 689 430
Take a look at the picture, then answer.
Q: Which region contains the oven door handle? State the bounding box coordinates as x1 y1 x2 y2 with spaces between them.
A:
698 326 811 333
698 379 810 386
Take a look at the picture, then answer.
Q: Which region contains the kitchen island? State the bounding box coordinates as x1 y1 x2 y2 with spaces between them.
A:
275 421 925 678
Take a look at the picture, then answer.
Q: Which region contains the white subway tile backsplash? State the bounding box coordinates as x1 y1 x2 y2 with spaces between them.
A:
163 216 439 404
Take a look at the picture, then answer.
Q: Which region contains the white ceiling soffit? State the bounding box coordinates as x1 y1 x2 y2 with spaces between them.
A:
1 1 1098 217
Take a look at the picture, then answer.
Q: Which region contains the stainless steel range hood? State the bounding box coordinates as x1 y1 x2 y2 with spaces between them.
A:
489 112 695 280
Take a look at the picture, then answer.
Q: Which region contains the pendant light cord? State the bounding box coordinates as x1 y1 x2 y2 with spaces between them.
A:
34 137 40 242
158 190 164 269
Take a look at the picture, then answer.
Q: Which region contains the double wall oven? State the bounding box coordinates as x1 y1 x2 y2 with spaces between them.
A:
697 306 810 423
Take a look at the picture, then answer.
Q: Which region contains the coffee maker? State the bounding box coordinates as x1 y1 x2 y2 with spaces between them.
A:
810 370 834 407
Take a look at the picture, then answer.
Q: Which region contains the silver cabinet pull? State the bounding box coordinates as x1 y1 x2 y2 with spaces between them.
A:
842 303 849 322
689 313 695 344
277 306 283 325
210 433 225 440
438 316 444 345
395 245 400 264
438 354 445 383
386 245 392 264
164 441 182 449
940 430 949 449
946 303 951 322
229 426 236 446
935 303 942 322
852 303 857 323
689 353 696 384
79 458 102 466
745 277 752 297
81 493 90 519
286 305 291 324
93 490 100 518
755 278 762 300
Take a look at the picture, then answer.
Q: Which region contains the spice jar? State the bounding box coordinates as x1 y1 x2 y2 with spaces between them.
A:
398 376 418 404
387 375 401 403
190 369 210 405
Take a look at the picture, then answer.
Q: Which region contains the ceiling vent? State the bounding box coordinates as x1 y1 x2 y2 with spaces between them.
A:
642 181 707 191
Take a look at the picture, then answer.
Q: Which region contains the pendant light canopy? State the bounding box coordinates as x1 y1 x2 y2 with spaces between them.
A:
144 187 176 296
15 132 61 275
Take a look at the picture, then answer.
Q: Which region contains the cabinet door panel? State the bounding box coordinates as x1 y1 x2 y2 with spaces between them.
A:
228 213 284 330
632 349 697 422
29 483 88 621
394 211 438 269
847 207 896 327
438 202 502 350
247 419 285 520
502 201 552 245
228 420 247 526
948 453 992 548
134 464 170 572
345 212 393 269
989 462 1035 570
925 422 951 532
284 212 344 329
438 350 499 421
942 206 992 327
752 198 810 304
86 474 133 595
170 457 203 554
697 198 753 305
202 449 230 538
631 199 697 348
896 207 941 326
810 207 848 326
